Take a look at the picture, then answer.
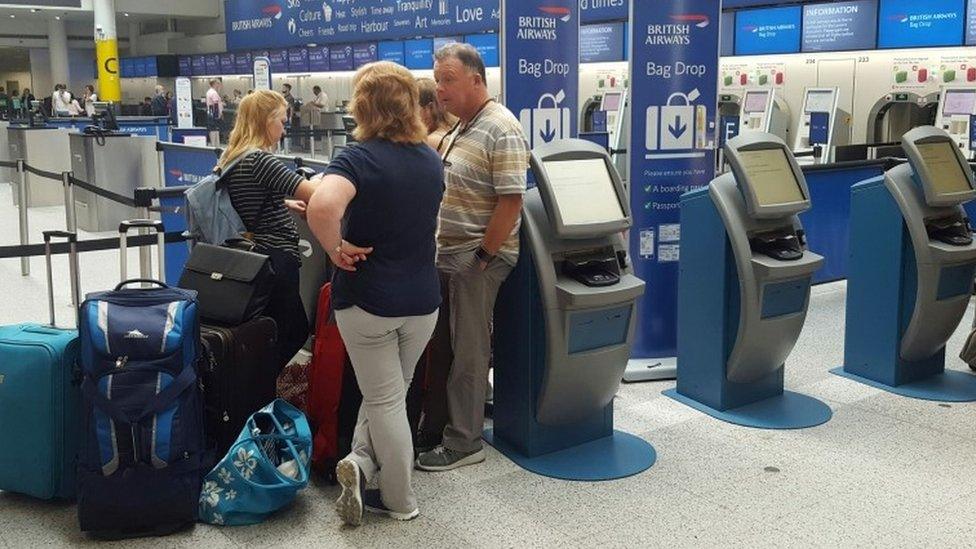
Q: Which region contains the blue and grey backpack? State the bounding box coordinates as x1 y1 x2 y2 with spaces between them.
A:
183 148 259 246
77 279 207 539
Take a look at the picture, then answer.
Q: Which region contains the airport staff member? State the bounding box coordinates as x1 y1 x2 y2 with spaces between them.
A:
206 79 224 146
151 85 168 116
415 43 528 472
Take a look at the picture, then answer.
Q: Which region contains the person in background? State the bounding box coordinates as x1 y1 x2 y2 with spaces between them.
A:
217 89 324 371
52 84 71 116
151 85 167 116
0 87 8 118
300 85 328 134
231 89 243 105
206 78 224 146
306 61 442 527
10 90 21 116
281 83 299 122
140 96 153 116
67 96 84 117
21 88 34 116
83 84 97 117
414 43 528 472
416 77 456 153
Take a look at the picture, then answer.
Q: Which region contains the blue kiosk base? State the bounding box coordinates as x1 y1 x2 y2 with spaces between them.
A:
483 429 656 482
663 389 833 430
830 367 976 402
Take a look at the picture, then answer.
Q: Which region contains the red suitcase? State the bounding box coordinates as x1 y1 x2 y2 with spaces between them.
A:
306 283 429 481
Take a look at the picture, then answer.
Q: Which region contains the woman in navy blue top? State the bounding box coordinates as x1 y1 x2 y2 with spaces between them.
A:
306 61 443 526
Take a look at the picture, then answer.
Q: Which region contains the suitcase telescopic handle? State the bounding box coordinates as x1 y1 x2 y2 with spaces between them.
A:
42 230 80 327
118 219 165 234
119 219 167 283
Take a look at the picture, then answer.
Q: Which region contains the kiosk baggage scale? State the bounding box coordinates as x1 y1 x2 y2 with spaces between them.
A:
664 132 832 429
833 126 976 401
487 139 655 480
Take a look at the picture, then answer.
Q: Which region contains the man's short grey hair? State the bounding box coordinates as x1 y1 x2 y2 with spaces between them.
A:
434 42 486 85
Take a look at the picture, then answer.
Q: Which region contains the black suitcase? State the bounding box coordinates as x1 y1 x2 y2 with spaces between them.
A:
200 317 278 460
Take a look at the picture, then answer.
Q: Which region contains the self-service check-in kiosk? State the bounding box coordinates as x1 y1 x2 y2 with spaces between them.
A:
487 139 655 480
835 126 976 401
794 87 850 165
934 86 976 159
738 89 791 143
664 132 832 429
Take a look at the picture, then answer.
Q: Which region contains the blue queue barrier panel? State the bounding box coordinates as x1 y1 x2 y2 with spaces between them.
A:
488 140 655 481
834 127 976 402
799 162 887 284
666 133 832 430
158 141 219 284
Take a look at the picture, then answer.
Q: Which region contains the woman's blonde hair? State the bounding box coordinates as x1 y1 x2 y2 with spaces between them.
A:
417 77 456 132
350 62 426 144
216 89 287 170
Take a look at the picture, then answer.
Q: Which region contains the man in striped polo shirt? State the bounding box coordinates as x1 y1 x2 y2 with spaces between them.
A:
416 43 529 471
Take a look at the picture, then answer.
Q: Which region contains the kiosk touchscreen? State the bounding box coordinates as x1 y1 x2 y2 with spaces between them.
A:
838 126 976 401
935 87 976 158
739 89 790 144
489 139 653 480
666 132 831 429
794 87 850 164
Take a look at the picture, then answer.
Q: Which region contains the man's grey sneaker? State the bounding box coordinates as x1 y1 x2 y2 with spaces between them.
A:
335 459 365 526
364 489 420 521
415 445 486 472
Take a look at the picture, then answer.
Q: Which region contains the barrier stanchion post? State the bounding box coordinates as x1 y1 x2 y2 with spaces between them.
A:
61 171 77 233
309 125 317 158
17 159 29 276
60 171 79 307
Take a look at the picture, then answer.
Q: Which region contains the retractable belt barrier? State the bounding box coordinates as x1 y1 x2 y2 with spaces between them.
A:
0 231 188 260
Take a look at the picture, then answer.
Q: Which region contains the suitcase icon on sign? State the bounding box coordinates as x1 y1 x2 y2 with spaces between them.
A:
519 90 571 149
646 89 699 151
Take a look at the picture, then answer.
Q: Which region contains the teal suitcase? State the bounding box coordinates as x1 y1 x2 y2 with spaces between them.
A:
0 231 82 499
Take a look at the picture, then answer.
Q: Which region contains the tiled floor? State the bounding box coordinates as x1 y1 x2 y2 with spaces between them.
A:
1 181 975 548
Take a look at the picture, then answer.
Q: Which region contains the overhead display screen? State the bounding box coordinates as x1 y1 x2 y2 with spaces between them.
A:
191 55 206 76
308 47 330 72
465 33 499 67
219 53 236 74
288 48 309 72
543 158 625 226
580 23 625 63
353 43 378 69
178 56 192 77
378 42 405 65
802 1 879 52
204 54 220 75
916 141 973 195
404 39 434 70
878 0 965 48
267 49 289 73
735 6 802 55
234 51 252 75
738 148 806 207
331 45 354 71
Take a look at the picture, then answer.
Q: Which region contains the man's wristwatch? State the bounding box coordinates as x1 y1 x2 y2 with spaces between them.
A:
474 246 495 265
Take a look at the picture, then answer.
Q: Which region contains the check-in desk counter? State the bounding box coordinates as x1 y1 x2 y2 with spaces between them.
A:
69 133 159 231
47 116 171 140
8 125 71 207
